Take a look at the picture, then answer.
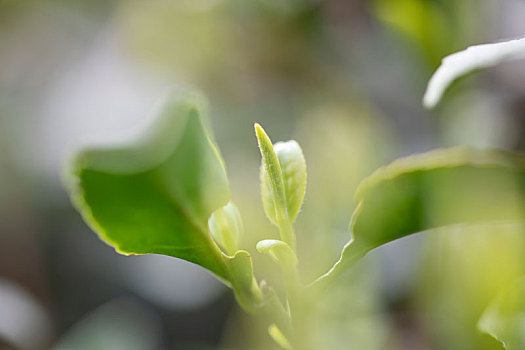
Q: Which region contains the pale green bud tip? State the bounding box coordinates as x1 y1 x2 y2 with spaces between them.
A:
208 202 243 255
254 122 273 153
254 122 263 134
273 140 306 223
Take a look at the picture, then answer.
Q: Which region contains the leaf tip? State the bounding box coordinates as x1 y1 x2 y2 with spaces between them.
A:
254 122 266 138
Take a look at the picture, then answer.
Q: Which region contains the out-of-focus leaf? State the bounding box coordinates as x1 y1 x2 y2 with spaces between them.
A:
208 201 244 256
424 37 525 109
312 147 525 289
119 0 232 79
65 94 232 281
479 277 525 349
225 250 262 313
417 225 525 349
373 0 456 66
268 324 292 350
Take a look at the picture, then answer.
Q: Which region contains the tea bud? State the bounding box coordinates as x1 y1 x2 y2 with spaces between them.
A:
261 140 306 224
274 140 306 223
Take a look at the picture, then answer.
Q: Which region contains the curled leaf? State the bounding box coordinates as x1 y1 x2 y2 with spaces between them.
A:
256 239 297 268
225 250 262 313
208 201 243 255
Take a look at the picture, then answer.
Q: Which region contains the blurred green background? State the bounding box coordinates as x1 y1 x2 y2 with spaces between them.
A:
1 0 525 349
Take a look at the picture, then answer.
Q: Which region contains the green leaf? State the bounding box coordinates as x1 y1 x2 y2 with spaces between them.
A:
64 94 232 281
424 36 525 109
261 167 279 224
312 147 525 289
479 277 525 349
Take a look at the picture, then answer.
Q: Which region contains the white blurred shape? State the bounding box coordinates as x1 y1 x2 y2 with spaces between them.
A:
37 25 170 178
423 36 525 109
0 279 52 349
53 298 160 350
119 255 226 311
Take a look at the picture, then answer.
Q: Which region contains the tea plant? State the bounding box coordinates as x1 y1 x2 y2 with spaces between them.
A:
65 93 525 349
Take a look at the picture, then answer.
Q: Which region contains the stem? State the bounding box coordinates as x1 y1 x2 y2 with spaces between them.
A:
282 265 301 319
278 217 296 252
273 224 310 349
281 259 312 350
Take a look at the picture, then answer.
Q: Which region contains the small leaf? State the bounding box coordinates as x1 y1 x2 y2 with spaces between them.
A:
423 36 525 109
268 324 293 350
479 277 525 349
225 250 262 313
256 239 297 268
208 201 243 255
65 94 232 281
261 167 278 225
312 147 525 289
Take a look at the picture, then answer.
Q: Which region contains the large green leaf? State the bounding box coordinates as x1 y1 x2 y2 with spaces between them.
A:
312 147 525 288
479 277 525 349
65 95 232 280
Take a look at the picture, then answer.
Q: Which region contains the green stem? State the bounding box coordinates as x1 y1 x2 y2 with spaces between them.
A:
281 261 312 350
278 217 296 252
273 226 307 349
